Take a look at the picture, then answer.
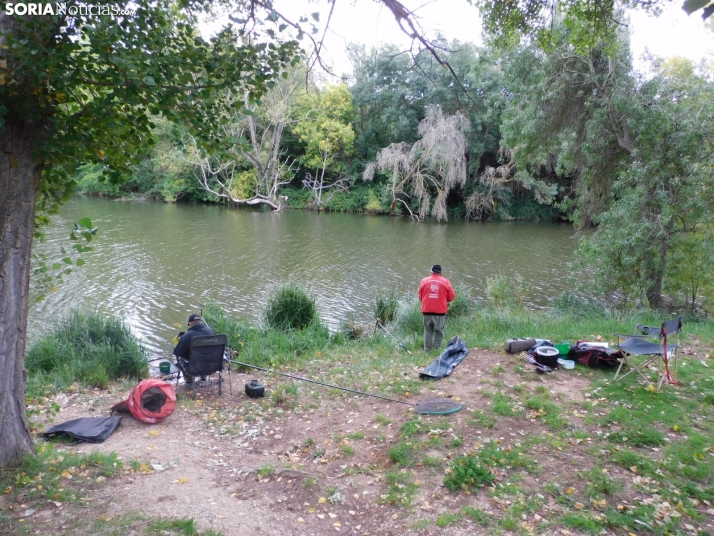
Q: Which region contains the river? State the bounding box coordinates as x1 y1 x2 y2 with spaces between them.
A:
28 197 577 357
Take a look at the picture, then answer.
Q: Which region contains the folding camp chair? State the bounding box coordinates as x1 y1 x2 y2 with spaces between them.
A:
614 317 682 389
176 334 229 399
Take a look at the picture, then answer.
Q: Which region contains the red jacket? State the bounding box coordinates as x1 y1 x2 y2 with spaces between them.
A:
418 274 455 315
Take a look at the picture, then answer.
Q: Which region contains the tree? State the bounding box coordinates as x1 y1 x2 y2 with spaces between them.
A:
183 67 309 210
292 83 355 207
476 0 698 52
363 105 469 221
0 0 301 466
499 23 714 310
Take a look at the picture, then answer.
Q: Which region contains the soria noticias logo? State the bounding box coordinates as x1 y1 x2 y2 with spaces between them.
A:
4 2 136 16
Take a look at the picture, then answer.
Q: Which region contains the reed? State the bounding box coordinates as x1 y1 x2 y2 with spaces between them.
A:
264 285 320 332
25 309 147 396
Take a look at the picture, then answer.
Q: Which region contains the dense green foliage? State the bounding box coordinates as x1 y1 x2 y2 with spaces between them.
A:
25 309 148 395
264 285 321 332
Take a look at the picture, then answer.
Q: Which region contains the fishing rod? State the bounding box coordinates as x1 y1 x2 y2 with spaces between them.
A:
227 358 463 415
228 358 413 406
375 320 412 355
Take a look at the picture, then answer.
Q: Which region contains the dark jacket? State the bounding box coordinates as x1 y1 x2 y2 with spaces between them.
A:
172 322 215 359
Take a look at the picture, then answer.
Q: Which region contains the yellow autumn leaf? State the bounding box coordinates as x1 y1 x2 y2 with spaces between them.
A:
565 487 576 495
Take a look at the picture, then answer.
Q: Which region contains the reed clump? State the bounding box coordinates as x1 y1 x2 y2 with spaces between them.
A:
264 285 320 332
25 309 148 395
374 290 400 324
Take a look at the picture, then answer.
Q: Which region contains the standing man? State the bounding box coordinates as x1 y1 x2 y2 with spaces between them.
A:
173 313 214 383
418 265 456 352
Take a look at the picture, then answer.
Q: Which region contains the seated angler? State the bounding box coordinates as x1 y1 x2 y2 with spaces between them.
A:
173 313 214 383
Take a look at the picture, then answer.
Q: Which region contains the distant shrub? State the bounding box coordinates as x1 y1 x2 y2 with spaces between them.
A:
485 273 528 309
26 309 148 394
264 285 319 332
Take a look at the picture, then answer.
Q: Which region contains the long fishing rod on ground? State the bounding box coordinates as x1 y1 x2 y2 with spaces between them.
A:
227 358 463 415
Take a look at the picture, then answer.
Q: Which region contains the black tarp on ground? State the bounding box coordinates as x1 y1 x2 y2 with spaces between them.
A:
43 416 122 443
419 336 469 380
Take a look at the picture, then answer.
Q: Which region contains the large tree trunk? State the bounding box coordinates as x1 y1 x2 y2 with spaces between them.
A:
644 242 669 312
0 119 43 466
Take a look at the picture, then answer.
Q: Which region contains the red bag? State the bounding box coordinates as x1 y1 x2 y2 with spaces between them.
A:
111 379 176 423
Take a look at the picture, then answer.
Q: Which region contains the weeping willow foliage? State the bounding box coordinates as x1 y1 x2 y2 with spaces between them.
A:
363 106 469 221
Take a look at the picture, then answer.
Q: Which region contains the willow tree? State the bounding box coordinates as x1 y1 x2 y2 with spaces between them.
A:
0 0 301 466
363 106 469 221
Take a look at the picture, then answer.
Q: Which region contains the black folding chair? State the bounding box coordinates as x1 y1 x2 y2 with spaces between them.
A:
614 317 682 389
176 334 228 399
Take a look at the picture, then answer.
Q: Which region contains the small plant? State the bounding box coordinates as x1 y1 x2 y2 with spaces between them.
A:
492 391 520 416
303 477 318 488
435 512 461 527
389 442 416 467
468 410 496 428
444 454 495 492
460 506 491 526
264 285 319 331
583 468 623 498
340 444 355 456
303 437 315 448
375 414 391 426
257 464 276 478
379 470 418 507
450 436 464 448
346 431 365 440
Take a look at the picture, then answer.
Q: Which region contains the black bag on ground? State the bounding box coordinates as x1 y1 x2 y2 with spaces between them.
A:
505 338 536 354
43 416 122 443
570 342 622 369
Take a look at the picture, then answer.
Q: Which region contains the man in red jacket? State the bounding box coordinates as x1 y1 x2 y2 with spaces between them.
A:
418 265 456 352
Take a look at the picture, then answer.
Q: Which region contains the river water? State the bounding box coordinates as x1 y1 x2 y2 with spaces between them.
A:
28 197 577 357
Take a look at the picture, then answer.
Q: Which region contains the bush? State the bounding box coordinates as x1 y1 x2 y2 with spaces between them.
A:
485 273 528 308
25 309 148 395
444 454 495 492
448 284 474 318
264 285 319 332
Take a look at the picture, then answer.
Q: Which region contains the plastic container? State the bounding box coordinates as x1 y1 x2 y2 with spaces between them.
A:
558 358 575 370
159 361 171 374
555 343 571 356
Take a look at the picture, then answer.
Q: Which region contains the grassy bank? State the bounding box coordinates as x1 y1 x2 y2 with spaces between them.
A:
18 291 714 534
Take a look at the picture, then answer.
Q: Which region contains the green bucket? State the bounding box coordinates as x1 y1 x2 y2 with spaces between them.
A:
555 343 571 356
159 361 171 374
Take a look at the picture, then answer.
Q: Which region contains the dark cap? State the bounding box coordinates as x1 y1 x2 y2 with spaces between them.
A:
188 313 203 323
431 265 442 274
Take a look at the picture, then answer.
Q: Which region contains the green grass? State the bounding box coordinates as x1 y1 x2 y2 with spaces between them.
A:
25 309 148 396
